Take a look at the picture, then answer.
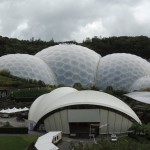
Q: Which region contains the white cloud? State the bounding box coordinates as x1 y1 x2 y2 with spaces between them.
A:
71 20 110 42
10 21 29 38
0 0 150 42
133 0 150 25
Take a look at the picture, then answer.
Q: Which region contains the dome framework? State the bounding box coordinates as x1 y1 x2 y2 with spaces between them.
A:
96 53 150 91
36 44 101 87
130 76 150 92
0 54 57 85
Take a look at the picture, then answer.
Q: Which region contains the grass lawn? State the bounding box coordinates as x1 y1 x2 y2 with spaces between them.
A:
0 135 38 150
0 135 150 150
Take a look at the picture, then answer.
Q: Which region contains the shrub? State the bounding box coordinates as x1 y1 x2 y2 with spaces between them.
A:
0 127 28 134
0 69 11 77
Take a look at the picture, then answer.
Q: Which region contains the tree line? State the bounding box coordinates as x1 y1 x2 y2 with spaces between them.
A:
0 35 150 59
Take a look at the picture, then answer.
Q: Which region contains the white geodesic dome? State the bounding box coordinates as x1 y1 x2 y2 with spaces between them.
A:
36 44 101 87
95 53 150 91
0 54 57 85
130 76 150 92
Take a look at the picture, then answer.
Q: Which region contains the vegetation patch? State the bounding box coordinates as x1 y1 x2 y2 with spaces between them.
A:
68 136 150 150
0 135 38 150
13 86 56 102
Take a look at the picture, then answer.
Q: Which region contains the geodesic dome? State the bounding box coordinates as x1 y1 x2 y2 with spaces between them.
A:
0 54 57 85
95 53 150 91
36 44 101 87
130 76 150 92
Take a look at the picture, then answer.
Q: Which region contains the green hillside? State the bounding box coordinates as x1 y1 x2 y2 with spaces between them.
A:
0 74 45 89
0 69 46 89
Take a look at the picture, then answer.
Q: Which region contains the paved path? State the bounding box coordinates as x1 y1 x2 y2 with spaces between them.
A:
0 117 28 127
57 136 98 150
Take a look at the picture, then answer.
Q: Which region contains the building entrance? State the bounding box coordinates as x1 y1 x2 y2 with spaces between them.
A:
69 122 99 138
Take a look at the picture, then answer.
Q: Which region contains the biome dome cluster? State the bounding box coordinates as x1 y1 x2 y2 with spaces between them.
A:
0 44 150 91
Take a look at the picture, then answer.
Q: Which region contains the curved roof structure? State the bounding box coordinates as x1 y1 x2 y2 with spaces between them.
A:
36 44 101 87
29 87 77 123
130 76 150 92
96 53 150 91
28 87 141 125
124 92 150 104
0 54 57 85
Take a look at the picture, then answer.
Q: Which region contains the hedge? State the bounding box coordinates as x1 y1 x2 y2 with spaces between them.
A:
0 127 28 134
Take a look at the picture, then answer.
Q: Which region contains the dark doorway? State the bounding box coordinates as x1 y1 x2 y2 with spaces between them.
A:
69 122 99 138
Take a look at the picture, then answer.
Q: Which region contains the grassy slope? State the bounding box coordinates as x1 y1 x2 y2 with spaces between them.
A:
0 135 38 150
0 75 18 86
0 75 41 89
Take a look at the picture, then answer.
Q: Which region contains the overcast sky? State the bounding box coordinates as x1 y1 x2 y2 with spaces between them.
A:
0 0 150 42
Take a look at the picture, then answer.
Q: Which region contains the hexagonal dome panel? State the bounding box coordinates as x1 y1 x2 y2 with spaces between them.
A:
0 54 57 85
130 76 150 91
95 53 150 91
36 44 101 87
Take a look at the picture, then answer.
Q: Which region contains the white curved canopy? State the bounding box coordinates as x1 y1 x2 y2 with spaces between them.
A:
28 88 141 125
29 87 77 122
124 92 150 104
